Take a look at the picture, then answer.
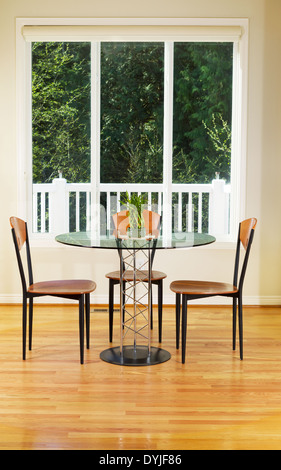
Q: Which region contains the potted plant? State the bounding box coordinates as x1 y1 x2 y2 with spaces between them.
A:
120 191 147 237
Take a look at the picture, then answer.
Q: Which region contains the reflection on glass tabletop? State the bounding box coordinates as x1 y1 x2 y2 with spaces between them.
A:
55 231 216 250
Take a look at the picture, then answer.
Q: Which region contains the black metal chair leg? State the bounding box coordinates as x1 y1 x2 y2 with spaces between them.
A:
232 297 237 351
85 293 90 350
22 295 27 360
79 295 84 364
29 296 33 351
158 280 163 343
109 280 114 342
176 293 181 350
150 286 153 330
238 294 243 360
181 294 187 364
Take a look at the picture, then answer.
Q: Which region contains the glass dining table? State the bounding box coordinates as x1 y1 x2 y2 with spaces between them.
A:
55 230 216 366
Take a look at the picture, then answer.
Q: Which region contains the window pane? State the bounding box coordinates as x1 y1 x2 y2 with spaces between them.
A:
32 42 91 184
100 42 164 183
173 43 233 184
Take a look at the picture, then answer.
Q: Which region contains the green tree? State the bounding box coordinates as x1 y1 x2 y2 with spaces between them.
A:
100 42 164 183
173 42 233 184
32 42 91 183
202 113 231 181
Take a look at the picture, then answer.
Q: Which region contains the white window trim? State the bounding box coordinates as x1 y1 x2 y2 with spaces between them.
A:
16 17 248 247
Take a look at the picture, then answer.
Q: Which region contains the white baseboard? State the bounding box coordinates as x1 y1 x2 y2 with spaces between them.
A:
1 293 281 306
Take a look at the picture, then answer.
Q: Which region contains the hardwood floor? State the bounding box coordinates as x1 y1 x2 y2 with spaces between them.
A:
0 303 281 450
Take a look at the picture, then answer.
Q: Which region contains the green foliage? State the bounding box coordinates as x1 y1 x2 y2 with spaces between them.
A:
100 42 164 184
119 191 148 229
172 42 233 184
202 114 231 180
32 42 91 183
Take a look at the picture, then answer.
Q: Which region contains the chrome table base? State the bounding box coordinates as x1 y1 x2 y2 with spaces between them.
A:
100 238 170 366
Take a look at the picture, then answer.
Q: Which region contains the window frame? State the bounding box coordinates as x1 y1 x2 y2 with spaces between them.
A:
16 17 249 247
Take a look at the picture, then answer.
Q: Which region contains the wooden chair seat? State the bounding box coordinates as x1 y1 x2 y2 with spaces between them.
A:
106 270 166 283
28 279 96 296
170 280 238 296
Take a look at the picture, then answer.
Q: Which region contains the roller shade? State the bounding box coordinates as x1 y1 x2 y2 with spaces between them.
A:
22 25 243 42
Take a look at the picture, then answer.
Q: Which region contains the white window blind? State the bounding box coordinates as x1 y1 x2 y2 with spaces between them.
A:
22 25 242 42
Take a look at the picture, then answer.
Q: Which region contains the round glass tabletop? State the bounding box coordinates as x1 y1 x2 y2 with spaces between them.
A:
55 230 216 250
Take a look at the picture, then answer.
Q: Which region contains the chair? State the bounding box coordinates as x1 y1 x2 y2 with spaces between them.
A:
170 218 257 363
10 216 97 364
105 209 167 343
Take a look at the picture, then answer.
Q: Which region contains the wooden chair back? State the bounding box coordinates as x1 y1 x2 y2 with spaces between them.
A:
10 217 34 292
112 210 129 237
10 217 27 251
240 218 257 250
142 209 161 237
234 217 257 290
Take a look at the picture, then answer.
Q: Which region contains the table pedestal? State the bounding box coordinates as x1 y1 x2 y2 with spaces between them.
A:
100 238 171 366
100 345 171 366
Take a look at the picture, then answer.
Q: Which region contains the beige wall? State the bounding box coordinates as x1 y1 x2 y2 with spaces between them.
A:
0 0 280 305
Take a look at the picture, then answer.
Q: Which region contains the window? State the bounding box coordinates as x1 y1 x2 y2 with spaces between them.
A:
100 42 164 185
17 19 248 243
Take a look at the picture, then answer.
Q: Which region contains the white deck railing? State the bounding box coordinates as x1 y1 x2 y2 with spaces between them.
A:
32 177 230 236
